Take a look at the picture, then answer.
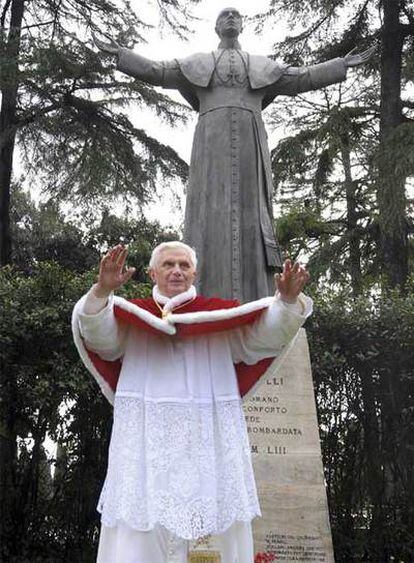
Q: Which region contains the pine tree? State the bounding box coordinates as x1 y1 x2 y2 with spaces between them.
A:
0 0 193 266
254 0 414 290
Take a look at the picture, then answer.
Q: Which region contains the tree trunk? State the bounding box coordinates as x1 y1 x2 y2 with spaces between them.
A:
358 367 385 558
0 2 24 555
378 0 408 290
0 0 24 266
340 134 362 296
0 366 18 558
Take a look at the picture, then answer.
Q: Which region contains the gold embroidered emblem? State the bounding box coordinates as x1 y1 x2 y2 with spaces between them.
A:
188 551 221 563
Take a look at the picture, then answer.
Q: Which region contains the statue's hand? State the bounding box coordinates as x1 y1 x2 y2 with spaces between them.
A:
92 32 120 55
344 43 377 67
275 259 310 304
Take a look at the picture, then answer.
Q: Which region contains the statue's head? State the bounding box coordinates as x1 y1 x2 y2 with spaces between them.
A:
215 7 243 39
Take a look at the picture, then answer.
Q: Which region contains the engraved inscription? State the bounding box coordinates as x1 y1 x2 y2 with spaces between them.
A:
265 533 328 562
244 331 335 562
244 383 304 455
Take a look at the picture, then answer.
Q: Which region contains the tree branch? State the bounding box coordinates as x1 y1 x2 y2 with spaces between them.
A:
0 0 12 29
400 22 414 36
0 102 62 150
401 99 414 110
21 20 55 31
401 5 414 26
73 80 145 91
284 9 336 44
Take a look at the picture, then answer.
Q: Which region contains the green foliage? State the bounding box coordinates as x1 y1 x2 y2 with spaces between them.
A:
377 122 414 180
253 0 378 64
86 208 178 282
276 207 333 260
10 185 178 277
307 287 414 561
271 94 379 291
0 262 151 561
11 185 99 272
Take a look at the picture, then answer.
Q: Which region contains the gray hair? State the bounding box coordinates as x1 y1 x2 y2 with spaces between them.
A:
149 241 198 269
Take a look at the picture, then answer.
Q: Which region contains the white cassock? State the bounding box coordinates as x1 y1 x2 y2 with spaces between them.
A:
73 285 312 562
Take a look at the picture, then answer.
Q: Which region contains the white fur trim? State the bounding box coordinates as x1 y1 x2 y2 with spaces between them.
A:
167 296 274 325
113 296 176 335
152 285 197 315
72 295 116 405
111 295 274 329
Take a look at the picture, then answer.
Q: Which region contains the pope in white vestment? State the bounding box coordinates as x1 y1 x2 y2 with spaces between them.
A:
72 242 312 562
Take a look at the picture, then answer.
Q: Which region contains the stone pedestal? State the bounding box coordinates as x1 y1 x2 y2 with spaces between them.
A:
243 329 334 562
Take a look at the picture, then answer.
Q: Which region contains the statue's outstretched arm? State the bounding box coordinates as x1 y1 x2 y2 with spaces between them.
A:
263 43 376 98
93 33 120 55
92 32 183 89
271 58 347 97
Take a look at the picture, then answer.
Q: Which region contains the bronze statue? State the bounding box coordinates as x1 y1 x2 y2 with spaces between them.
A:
95 7 374 302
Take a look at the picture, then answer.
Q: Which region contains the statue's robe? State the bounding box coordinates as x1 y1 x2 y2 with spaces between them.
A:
118 48 346 302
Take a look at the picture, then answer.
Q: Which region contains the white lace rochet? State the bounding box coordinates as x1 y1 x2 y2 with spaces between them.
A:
98 394 261 540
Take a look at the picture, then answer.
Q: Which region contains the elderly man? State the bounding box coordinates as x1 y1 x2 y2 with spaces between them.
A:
72 241 311 562
94 9 374 303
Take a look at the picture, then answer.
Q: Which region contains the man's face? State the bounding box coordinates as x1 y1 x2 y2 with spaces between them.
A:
215 8 243 39
149 249 197 298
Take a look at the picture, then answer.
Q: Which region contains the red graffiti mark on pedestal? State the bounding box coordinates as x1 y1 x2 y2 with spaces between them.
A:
254 552 277 562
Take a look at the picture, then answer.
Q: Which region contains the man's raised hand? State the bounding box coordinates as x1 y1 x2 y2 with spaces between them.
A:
275 259 310 304
94 245 136 298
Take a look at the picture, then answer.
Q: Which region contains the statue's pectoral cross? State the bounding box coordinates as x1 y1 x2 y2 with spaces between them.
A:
228 67 240 85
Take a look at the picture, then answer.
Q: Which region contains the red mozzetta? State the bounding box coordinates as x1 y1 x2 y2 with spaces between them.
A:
85 295 275 399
